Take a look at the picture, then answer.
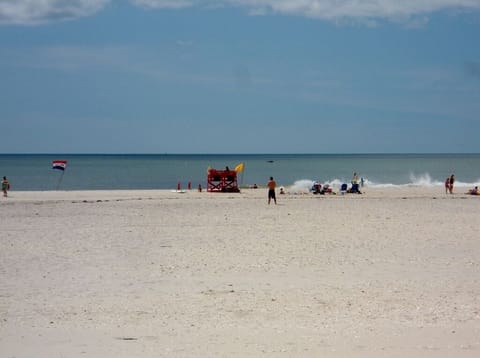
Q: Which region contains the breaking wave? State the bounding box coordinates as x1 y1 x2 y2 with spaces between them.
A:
288 173 480 191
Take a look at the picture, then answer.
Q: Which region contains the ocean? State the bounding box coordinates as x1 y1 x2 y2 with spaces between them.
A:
1 154 480 191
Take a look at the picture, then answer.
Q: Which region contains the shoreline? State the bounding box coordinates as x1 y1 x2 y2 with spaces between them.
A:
2 186 479 201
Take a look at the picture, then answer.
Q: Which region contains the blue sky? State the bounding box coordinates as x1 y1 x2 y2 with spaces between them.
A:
1 0 480 154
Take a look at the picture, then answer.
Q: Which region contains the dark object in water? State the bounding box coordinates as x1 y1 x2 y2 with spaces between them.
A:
267 160 274 163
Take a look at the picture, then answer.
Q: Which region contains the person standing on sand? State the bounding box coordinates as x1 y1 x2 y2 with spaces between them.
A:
449 174 455 194
2 176 10 197
445 176 450 194
352 172 359 185
351 172 361 194
267 176 277 205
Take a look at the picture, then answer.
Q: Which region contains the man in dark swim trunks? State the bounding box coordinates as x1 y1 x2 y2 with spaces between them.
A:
267 176 277 205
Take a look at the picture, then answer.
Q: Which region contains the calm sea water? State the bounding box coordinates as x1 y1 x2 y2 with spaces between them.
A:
1 154 480 191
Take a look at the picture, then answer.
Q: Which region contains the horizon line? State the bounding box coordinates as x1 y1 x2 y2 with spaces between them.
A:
1 152 480 156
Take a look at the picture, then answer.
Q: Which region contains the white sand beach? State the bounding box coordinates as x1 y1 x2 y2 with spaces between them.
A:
1 187 480 357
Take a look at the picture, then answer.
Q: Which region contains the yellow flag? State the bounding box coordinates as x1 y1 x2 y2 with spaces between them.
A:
234 162 244 173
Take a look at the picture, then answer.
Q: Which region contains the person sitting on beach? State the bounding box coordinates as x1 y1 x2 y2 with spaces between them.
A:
312 182 321 194
321 183 333 194
349 183 362 194
466 186 479 195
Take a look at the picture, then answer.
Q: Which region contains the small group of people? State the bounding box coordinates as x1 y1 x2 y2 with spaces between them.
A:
2 176 10 197
311 182 333 195
260 172 479 201
445 174 455 194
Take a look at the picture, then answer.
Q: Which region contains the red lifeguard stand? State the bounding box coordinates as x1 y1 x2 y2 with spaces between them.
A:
207 168 240 192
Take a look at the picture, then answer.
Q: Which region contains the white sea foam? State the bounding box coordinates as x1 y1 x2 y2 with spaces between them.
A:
403 173 479 188
448 180 480 188
289 179 315 193
326 179 346 187
408 173 443 187
289 174 480 191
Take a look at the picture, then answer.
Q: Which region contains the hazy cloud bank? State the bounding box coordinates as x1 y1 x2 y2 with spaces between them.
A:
1 0 480 25
0 0 109 25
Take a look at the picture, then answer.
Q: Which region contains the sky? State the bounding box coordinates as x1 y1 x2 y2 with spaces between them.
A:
1 0 480 154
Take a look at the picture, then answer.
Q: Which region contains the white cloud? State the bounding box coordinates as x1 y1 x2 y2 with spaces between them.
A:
131 0 195 9
1 0 480 25
236 0 480 18
131 0 480 22
0 0 109 25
